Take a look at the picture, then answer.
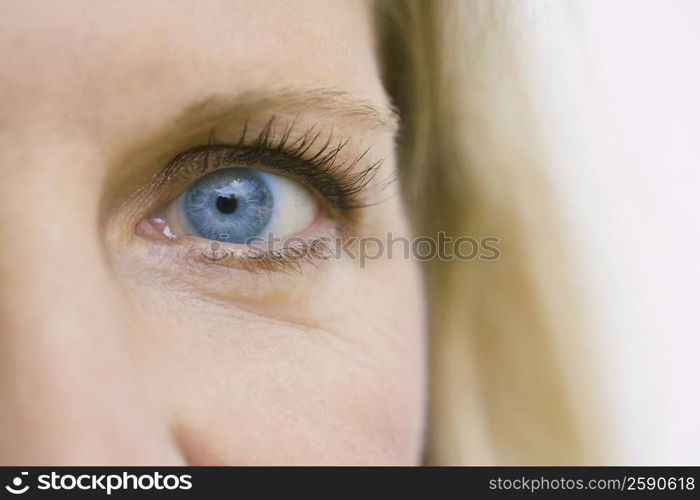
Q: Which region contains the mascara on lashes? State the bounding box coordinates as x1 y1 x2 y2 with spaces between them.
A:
157 119 387 213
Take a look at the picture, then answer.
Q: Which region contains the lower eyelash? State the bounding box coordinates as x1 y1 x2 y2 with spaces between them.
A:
183 234 338 274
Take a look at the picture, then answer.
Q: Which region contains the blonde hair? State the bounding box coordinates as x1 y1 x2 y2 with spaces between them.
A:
376 0 603 464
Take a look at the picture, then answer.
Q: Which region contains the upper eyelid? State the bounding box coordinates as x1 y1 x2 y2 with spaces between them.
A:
102 90 398 238
160 122 388 212
104 86 397 187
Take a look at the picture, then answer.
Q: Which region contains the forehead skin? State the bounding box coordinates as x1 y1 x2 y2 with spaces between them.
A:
0 0 425 464
0 0 384 141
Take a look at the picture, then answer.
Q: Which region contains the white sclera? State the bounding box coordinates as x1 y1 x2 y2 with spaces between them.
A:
258 171 319 239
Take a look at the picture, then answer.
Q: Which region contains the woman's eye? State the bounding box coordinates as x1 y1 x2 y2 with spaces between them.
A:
161 167 319 243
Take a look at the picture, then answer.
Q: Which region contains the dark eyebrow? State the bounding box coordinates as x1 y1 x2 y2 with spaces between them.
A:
171 87 399 135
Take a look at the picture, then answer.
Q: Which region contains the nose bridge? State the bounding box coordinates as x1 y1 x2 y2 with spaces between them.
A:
0 148 180 464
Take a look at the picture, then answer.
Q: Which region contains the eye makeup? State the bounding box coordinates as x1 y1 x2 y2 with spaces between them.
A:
160 117 386 212
131 116 393 273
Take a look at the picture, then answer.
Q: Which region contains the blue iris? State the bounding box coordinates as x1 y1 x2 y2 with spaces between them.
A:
178 168 273 243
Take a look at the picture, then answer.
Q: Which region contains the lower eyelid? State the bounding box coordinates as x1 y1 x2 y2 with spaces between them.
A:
137 225 341 278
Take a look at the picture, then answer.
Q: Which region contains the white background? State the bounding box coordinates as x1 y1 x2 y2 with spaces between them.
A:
522 0 700 463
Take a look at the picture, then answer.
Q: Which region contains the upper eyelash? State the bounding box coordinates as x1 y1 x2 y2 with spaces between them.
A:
159 116 391 213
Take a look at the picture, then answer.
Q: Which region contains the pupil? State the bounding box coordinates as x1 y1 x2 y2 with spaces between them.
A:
216 195 238 214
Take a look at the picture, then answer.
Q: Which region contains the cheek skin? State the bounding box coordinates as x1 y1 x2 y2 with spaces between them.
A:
115 210 427 465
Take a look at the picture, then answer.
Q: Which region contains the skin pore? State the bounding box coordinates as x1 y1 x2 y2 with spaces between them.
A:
0 0 426 464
